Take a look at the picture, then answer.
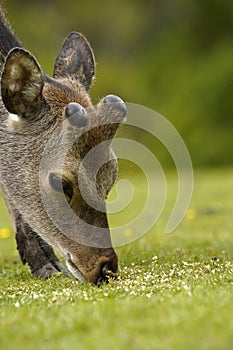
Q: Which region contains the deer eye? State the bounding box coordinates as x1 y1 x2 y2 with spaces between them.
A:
49 173 73 200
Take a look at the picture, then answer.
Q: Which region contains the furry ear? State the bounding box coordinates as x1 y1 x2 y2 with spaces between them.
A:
1 48 44 116
53 32 95 91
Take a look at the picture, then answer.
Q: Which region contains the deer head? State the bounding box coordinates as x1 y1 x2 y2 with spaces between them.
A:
1 32 126 285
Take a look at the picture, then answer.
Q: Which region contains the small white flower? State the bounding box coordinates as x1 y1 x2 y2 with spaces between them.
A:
15 301 20 308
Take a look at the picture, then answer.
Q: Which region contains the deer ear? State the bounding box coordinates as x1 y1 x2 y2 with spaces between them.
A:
1 48 44 117
53 32 95 91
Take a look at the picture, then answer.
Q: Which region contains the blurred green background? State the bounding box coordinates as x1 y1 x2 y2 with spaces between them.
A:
3 0 233 168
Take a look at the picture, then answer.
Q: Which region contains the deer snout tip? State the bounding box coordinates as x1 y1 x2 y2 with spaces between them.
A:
96 261 120 287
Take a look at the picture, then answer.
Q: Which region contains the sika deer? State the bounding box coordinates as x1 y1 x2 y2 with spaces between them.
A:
0 10 126 285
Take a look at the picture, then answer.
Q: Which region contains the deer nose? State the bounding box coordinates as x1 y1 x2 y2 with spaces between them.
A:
97 260 119 287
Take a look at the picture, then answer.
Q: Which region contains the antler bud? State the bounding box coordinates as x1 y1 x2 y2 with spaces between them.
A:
65 102 89 127
103 94 127 118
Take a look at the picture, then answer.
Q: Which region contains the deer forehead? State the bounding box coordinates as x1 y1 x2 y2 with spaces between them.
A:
43 78 91 107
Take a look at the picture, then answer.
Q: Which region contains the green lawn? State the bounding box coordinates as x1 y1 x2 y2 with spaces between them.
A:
0 168 232 350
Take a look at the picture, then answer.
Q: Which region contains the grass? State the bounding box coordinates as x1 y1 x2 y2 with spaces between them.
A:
0 168 232 350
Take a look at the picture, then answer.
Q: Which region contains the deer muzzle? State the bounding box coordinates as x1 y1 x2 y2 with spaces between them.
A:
66 247 119 286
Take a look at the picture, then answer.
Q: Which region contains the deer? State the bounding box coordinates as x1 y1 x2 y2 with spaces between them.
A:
0 10 126 285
